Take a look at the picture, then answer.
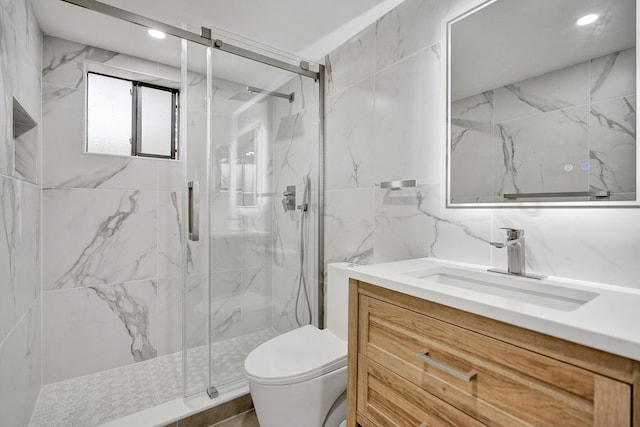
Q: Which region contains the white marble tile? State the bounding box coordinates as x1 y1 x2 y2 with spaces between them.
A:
158 191 183 279
0 176 18 343
325 77 375 190
184 274 208 349
451 91 494 128
42 83 159 190
273 74 319 119
42 36 118 88
0 299 40 427
591 48 636 102
493 211 640 289
43 280 158 384
494 61 589 123
271 265 299 334
324 24 375 96
43 189 157 290
0 4 15 179
242 266 272 334
0 178 40 344
211 231 243 272
589 96 636 194
375 184 491 265
450 124 494 199
373 45 442 184
324 188 375 267
375 0 453 71
211 270 242 341
157 276 182 356
494 106 590 196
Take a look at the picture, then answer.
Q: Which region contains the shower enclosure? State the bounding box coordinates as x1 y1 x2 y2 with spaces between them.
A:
180 31 325 398
29 1 324 424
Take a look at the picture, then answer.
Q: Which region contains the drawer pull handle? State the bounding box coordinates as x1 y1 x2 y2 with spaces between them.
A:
419 424 428 427
416 351 477 382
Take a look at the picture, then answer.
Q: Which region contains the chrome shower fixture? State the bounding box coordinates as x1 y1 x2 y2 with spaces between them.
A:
246 86 294 103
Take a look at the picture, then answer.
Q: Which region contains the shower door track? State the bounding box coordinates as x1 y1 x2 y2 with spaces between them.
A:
61 0 320 80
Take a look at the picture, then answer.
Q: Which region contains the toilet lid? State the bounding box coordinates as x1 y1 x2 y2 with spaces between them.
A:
244 325 347 386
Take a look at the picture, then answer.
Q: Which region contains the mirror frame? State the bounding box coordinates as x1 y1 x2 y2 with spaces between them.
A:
443 0 640 208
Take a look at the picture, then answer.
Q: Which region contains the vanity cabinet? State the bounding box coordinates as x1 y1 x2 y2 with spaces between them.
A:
347 279 640 427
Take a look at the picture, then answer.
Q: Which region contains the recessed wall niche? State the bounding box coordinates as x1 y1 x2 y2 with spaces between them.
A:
13 97 38 183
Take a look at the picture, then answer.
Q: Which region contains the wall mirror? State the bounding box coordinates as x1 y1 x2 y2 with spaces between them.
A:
446 0 638 207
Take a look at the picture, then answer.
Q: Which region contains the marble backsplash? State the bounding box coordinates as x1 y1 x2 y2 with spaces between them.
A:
323 0 640 291
451 48 636 201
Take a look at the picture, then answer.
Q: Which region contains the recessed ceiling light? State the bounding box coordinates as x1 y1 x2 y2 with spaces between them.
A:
148 29 166 39
576 14 599 26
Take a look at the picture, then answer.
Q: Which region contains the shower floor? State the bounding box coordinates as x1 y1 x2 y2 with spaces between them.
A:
29 329 277 427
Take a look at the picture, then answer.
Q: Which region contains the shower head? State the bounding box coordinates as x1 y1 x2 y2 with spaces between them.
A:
249 86 295 103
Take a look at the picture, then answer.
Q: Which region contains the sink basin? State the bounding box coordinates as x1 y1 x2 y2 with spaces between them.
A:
403 266 598 311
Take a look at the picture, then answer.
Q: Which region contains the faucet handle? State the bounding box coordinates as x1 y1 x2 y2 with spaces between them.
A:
500 227 524 240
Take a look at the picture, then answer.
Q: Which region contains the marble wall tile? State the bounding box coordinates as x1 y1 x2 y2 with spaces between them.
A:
325 77 375 190
493 106 590 196
450 124 494 199
324 24 375 97
157 276 182 356
43 280 157 384
42 83 159 190
324 188 375 267
14 125 39 184
211 270 242 341
43 189 157 290
493 61 589 123
184 274 208 350
589 96 636 193
375 0 454 71
0 176 18 342
0 299 40 427
271 266 299 334
158 191 183 279
242 266 272 334
373 45 442 184
375 185 491 265
0 5 15 178
0 178 40 344
451 91 494 128
494 211 640 289
211 232 243 272
591 48 636 102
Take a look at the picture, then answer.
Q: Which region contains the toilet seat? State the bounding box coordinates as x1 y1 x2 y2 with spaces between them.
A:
244 325 347 386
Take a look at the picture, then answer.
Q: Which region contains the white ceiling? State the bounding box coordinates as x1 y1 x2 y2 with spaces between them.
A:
31 0 404 69
451 0 635 100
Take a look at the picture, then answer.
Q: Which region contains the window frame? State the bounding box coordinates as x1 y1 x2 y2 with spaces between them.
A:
86 71 180 160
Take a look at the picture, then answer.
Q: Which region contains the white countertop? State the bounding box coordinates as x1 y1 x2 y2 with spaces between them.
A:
346 258 640 362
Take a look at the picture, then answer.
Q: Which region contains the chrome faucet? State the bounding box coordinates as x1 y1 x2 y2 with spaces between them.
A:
489 228 546 279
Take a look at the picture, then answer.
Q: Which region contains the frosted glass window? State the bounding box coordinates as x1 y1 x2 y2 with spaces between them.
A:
86 72 178 159
139 86 173 157
87 73 133 156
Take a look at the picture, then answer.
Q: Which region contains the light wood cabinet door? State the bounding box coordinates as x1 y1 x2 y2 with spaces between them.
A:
356 294 632 427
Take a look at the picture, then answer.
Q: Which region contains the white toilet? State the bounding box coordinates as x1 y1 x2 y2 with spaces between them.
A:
244 263 354 427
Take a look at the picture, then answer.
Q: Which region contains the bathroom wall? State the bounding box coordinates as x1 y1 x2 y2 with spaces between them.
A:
451 48 635 202
0 0 42 425
270 75 320 332
41 36 184 384
323 0 640 290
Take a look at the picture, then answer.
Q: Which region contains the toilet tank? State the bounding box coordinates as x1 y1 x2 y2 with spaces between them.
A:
326 263 358 341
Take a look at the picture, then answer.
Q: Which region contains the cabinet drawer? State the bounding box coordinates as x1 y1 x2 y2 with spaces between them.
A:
357 355 486 427
359 295 631 427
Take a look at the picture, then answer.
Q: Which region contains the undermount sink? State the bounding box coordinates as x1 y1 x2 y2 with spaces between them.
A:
403 266 598 311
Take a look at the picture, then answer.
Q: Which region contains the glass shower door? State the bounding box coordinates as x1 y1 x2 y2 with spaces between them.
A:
207 47 321 392
181 32 322 397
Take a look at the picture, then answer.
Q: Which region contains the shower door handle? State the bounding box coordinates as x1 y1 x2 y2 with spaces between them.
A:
188 181 199 241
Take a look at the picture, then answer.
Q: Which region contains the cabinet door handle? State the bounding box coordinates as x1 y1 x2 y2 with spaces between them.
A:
419 424 428 427
416 351 477 382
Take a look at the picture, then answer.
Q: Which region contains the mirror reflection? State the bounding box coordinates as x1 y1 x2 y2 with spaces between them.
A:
448 0 637 205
